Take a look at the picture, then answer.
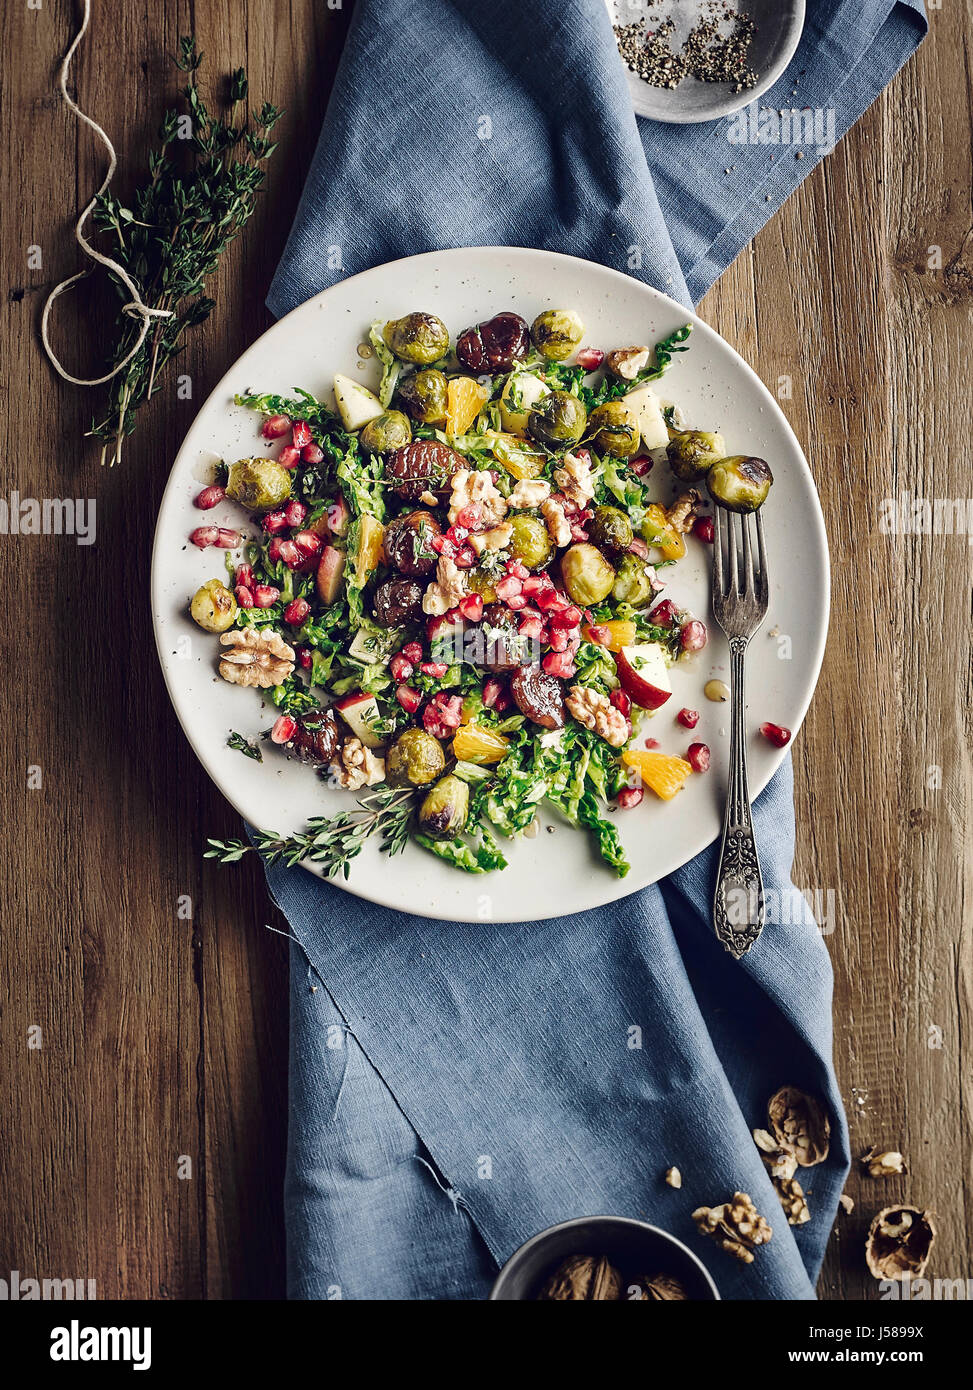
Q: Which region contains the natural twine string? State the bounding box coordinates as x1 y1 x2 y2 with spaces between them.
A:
40 0 173 387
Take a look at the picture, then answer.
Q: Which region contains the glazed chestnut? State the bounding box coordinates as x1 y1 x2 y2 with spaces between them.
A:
479 602 526 673
456 312 530 374
285 708 341 765
373 576 425 628
383 509 442 578
511 664 566 730
385 440 467 502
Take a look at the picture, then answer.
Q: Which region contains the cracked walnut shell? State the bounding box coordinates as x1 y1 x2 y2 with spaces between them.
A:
218 626 295 688
693 1192 773 1265
866 1207 936 1281
536 1254 622 1301
766 1085 830 1167
628 1273 688 1301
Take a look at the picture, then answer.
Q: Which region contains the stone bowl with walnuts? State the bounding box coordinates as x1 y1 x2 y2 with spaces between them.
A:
489 1216 720 1301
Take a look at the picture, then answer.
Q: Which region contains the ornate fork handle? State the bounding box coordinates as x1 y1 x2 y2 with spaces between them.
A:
713 636 764 958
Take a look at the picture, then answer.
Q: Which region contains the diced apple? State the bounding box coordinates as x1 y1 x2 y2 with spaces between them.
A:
335 691 383 748
316 544 345 605
623 383 669 451
333 374 384 432
615 641 672 710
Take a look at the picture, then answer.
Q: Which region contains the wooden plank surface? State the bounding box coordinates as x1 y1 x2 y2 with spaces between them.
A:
0 0 967 1300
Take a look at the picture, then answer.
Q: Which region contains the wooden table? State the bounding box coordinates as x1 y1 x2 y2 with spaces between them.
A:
2 1 967 1299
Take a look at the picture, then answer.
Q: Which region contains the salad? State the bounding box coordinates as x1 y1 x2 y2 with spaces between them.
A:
196 307 773 880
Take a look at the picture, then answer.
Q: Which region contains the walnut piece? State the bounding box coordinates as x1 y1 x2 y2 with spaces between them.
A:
328 736 385 790
606 346 650 380
422 554 468 616
536 1254 622 1301
866 1207 936 1281
839 1193 855 1214
469 521 513 555
218 626 295 689
773 1175 811 1226
766 1085 830 1167
419 489 438 506
540 495 572 547
566 685 629 748
693 1192 772 1265
861 1147 908 1178
553 450 595 509
665 1166 682 1189
508 477 552 509
753 1127 799 1181
448 467 507 527
666 489 702 534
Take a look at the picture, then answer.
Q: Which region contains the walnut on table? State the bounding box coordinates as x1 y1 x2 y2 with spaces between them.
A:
218 626 295 688
566 685 629 748
692 1192 773 1264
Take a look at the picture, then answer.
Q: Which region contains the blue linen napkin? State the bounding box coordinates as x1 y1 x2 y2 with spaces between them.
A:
261 0 926 1299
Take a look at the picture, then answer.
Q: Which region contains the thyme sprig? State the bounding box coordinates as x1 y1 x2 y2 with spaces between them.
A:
205 787 416 879
88 37 282 465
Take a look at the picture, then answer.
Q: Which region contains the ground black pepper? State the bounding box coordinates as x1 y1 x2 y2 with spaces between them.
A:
613 2 759 95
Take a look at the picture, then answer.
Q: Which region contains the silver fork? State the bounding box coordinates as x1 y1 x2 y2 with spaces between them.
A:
710 507 770 958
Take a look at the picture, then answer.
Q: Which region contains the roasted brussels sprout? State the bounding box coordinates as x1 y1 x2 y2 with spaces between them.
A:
508 513 553 571
526 390 587 448
190 578 237 633
372 576 425 628
386 728 446 787
396 369 449 425
456 311 530 373
383 509 442 578
488 431 547 479
418 774 470 839
225 457 292 513
467 567 498 603
707 455 774 512
587 505 634 554
587 401 641 459
611 553 655 607
360 409 412 455
530 309 585 361
383 312 449 365
385 440 466 501
560 543 615 606
666 430 726 482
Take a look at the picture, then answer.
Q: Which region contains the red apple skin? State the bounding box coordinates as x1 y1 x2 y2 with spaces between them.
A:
614 648 672 710
316 545 345 605
335 692 370 713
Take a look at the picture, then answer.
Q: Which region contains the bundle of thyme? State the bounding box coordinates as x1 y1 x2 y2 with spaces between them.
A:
88 37 282 465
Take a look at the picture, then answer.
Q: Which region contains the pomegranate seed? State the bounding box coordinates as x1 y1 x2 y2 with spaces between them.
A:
194 484 225 510
271 715 297 744
628 536 650 559
506 559 530 580
421 661 449 678
677 708 700 729
494 575 524 602
455 503 482 529
687 742 711 773
234 585 254 608
557 494 579 518
301 443 325 465
267 538 284 563
680 619 708 652
458 593 484 622
522 575 552 598
283 499 307 528
215 528 241 548
261 415 291 439
235 563 254 587
283 597 311 626
448 525 469 544
548 604 582 630
291 420 313 449
518 616 544 640
650 599 680 628
644 737 660 750
482 678 504 708
277 539 301 567
506 593 527 611
610 688 632 717
263 510 288 535
453 545 477 569
565 631 582 654
576 347 605 372
693 514 715 544
401 641 423 664
190 526 218 549
389 653 414 681
297 646 313 669
278 445 301 470
493 689 512 712
617 786 643 809
429 533 448 555
542 651 576 678
760 722 792 748
293 530 322 558
549 627 569 652
629 454 653 476
396 684 422 713
440 694 463 726
252 585 280 608
537 589 568 613
586 624 611 646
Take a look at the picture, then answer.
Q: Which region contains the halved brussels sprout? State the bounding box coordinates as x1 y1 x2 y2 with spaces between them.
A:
385 728 446 787
530 309 585 361
611 553 655 607
190 578 237 633
707 455 774 512
225 457 292 513
383 312 449 365
418 774 470 840
587 401 641 459
560 543 615 606
359 409 412 455
396 369 449 425
587 505 633 554
526 390 587 448
488 431 547 479
508 513 553 571
667 430 726 482
499 372 550 436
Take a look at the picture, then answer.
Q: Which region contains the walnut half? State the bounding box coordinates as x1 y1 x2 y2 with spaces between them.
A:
218 626 295 689
866 1207 936 1281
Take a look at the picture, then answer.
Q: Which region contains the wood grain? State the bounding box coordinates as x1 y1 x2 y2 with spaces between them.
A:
0 0 967 1300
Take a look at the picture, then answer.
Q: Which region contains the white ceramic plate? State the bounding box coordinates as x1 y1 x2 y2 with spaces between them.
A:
151 247 829 923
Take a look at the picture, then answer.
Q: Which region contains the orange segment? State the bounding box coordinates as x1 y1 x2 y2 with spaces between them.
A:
353 514 385 586
642 503 686 562
452 723 509 764
446 378 489 436
584 619 636 653
622 749 693 801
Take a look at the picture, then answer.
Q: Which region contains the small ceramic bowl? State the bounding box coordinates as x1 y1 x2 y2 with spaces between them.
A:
605 0 806 125
489 1216 721 1300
